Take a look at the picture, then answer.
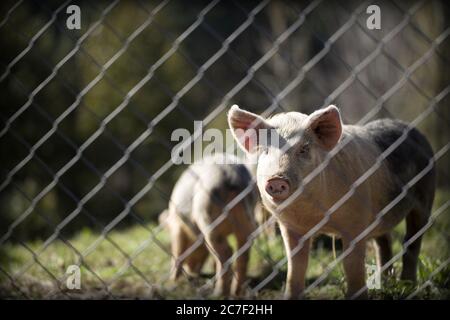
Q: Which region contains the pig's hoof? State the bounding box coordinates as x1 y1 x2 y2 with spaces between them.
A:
348 290 368 300
230 289 246 299
213 286 230 299
284 291 303 300
212 287 223 297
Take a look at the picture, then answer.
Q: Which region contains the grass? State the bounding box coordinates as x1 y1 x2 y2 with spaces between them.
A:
1 189 449 299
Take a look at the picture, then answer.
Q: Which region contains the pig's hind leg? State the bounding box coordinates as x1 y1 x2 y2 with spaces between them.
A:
401 207 430 282
170 226 189 281
193 192 233 297
374 233 394 277
185 242 209 276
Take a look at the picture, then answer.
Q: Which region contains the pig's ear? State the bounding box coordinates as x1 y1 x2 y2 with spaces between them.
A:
306 105 342 151
228 104 270 153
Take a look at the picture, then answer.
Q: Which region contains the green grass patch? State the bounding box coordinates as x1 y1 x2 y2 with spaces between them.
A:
1 190 449 299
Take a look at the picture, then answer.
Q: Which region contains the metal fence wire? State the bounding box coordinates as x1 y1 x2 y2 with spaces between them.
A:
0 0 449 299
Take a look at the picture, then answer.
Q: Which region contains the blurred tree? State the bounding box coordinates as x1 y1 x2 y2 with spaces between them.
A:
0 0 448 241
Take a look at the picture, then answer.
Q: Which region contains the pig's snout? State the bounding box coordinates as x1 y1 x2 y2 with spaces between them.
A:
265 177 290 201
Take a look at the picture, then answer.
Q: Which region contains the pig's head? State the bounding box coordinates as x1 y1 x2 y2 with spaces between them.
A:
228 105 342 209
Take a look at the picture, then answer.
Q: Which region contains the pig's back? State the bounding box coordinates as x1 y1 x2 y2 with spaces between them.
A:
170 156 254 216
363 118 435 197
191 160 254 205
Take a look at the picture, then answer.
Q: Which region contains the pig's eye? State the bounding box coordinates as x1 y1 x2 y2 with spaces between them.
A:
297 143 310 156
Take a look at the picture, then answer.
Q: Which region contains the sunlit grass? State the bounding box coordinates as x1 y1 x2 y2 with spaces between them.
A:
1 189 448 299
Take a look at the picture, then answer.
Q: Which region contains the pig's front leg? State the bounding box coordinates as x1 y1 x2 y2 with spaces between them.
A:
279 223 310 299
342 237 368 299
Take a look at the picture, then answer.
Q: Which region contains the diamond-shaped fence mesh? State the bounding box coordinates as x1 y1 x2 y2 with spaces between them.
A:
0 0 449 299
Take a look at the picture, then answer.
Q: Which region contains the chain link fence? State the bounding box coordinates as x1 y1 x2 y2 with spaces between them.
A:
0 0 449 299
